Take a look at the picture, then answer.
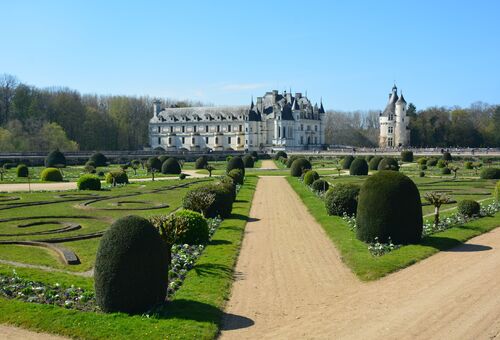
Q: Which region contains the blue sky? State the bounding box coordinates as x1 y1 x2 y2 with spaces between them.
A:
1 0 499 111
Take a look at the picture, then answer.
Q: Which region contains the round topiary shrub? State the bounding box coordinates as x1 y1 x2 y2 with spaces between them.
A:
195 156 208 169
242 155 255 168
349 158 368 176
16 164 29 178
419 171 425 177
365 155 374 162
219 176 237 200
77 174 101 190
342 155 355 170
45 149 66 167
161 158 181 174
251 151 258 159
441 167 451 175
158 155 169 163
480 168 500 179
303 170 320 186
324 183 360 216
40 168 63 182
369 156 383 170
427 158 438 166
377 157 399 171
420 164 428 170
286 155 299 168
442 152 452 161
165 210 209 245
417 158 428 165
94 215 169 314
98 171 105 177
227 156 245 176
290 158 312 177
105 171 129 185
228 168 244 185
401 150 414 162
356 171 423 244
147 157 162 172
274 150 287 160
89 152 108 167
183 184 234 218
457 200 480 217
437 159 447 168
311 179 329 192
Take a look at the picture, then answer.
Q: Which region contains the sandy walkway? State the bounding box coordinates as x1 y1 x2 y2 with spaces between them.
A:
0 325 67 339
260 160 278 169
220 176 500 339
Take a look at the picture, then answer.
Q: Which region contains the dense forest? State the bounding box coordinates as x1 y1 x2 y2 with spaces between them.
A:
0 73 499 151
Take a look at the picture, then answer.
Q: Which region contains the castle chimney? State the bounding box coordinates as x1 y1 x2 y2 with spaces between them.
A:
153 100 161 117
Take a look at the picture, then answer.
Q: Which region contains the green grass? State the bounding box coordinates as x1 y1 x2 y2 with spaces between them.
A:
0 177 257 339
287 176 500 281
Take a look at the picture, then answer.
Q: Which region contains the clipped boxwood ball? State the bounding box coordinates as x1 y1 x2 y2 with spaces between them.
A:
420 164 428 170
342 155 355 169
290 158 312 177
417 158 428 165
242 155 255 168
356 171 423 244
464 161 473 169
167 210 209 245
480 168 500 179
324 183 360 216
45 150 66 167
77 174 101 190
365 155 374 162
401 151 414 162
228 168 244 185
303 170 320 186
369 156 383 170
94 215 169 314
427 158 438 166
40 168 63 182
286 155 299 168
311 179 329 192
349 158 368 176
105 171 129 185
89 152 108 167
377 157 399 171
158 155 169 163
441 167 451 175
16 164 29 178
162 158 181 174
419 171 425 177
227 156 245 176
183 184 233 218
457 200 480 217
147 157 162 172
274 150 287 160
195 156 208 169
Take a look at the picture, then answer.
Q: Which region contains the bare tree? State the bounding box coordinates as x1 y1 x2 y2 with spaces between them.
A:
0 74 19 124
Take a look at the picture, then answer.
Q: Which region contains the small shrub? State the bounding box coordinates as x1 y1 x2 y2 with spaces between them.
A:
227 156 245 176
420 164 428 170
147 157 162 172
179 173 187 180
311 179 329 192
441 167 451 175
151 210 209 245
274 151 287 160
89 153 108 167
349 158 368 176
94 216 169 314
161 158 181 174
369 156 383 170
401 151 414 162
427 158 438 166
437 159 447 168
464 161 473 169
324 183 360 216
183 184 233 218
242 155 255 168
105 171 129 185
290 158 312 177
45 149 66 167
417 158 428 165
303 170 320 186
77 174 101 190
16 164 29 178
40 168 63 182
480 168 500 179
97 171 105 177
377 157 399 171
419 171 425 177
342 155 355 169
457 200 480 217
194 156 208 169
228 168 244 185
219 176 237 200
442 152 452 161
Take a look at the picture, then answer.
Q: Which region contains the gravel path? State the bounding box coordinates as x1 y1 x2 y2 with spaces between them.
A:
0 325 67 339
259 160 278 169
220 176 500 339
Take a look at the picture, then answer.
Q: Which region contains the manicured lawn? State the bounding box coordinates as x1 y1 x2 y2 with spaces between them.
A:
0 177 257 339
287 176 500 281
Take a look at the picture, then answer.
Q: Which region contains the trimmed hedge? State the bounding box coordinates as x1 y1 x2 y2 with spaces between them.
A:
242 155 255 168
89 153 108 167
356 171 423 244
311 179 329 192
303 170 320 186
442 152 452 161
147 157 162 172
164 210 209 245
194 156 208 169
227 156 245 176
349 158 368 176
324 183 360 216
77 174 101 190
377 157 399 171
40 168 63 182
368 156 383 170
274 151 287 160
45 150 66 167
290 158 312 177
457 200 480 217
16 164 29 178
480 168 500 179
105 171 129 185
94 215 169 314
161 158 181 174
183 184 234 218
401 150 414 162
342 155 355 169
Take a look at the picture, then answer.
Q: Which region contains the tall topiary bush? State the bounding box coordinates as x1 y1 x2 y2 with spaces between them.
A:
401 150 414 162
303 170 320 186
324 183 360 216
89 152 108 167
342 155 355 169
377 157 399 171
45 149 66 167
274 150 287 160
16 164 29 178
77 174 101 190
40 168 63 182
349 158 368 176
227 156 245 176
480 168 500 179
242 155 255 168
290 158 312 177
161 158 181 174
147 157 162 172
195 156 208 169
94 215 169 314
356 171 423 244
369 156 383 170
286 155 299 168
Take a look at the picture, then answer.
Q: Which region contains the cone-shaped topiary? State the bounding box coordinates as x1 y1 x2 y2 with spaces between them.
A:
342 155 355 169
94 215 169 314
242 155 255 168
290 158 312 177
442 152 452 161
161 158 181 174
16 164 29 178
227 156 245 176
195 156 208 169
356 171 423 244
45 149 66 167
40 168 63 182
311 179 329 192
401 150 414 162
303 170 320 186
89 152 108 167
274 151 287 160
480 168 500 179
324 183 360 216
147 157 162 172
77 174 101 190
349 158 368 176
369 156 383 170
377 157 399 171
457 200 480 217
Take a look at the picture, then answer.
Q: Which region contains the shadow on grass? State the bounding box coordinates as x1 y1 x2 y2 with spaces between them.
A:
193 263 232 277
209 239 232 246
422 235 492 252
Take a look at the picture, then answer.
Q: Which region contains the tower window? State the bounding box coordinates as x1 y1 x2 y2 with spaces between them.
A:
182 126 185 133
158 137 161 144
388 126 393 134
228 125 231 132
228 136 231 144
192 137 195 144
239 125 243 132
170 126 173 133
217 125 220 132
237 137 241 144
206 125 209 132
193 125 197 132
182 137 185 144
157 126 160 133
